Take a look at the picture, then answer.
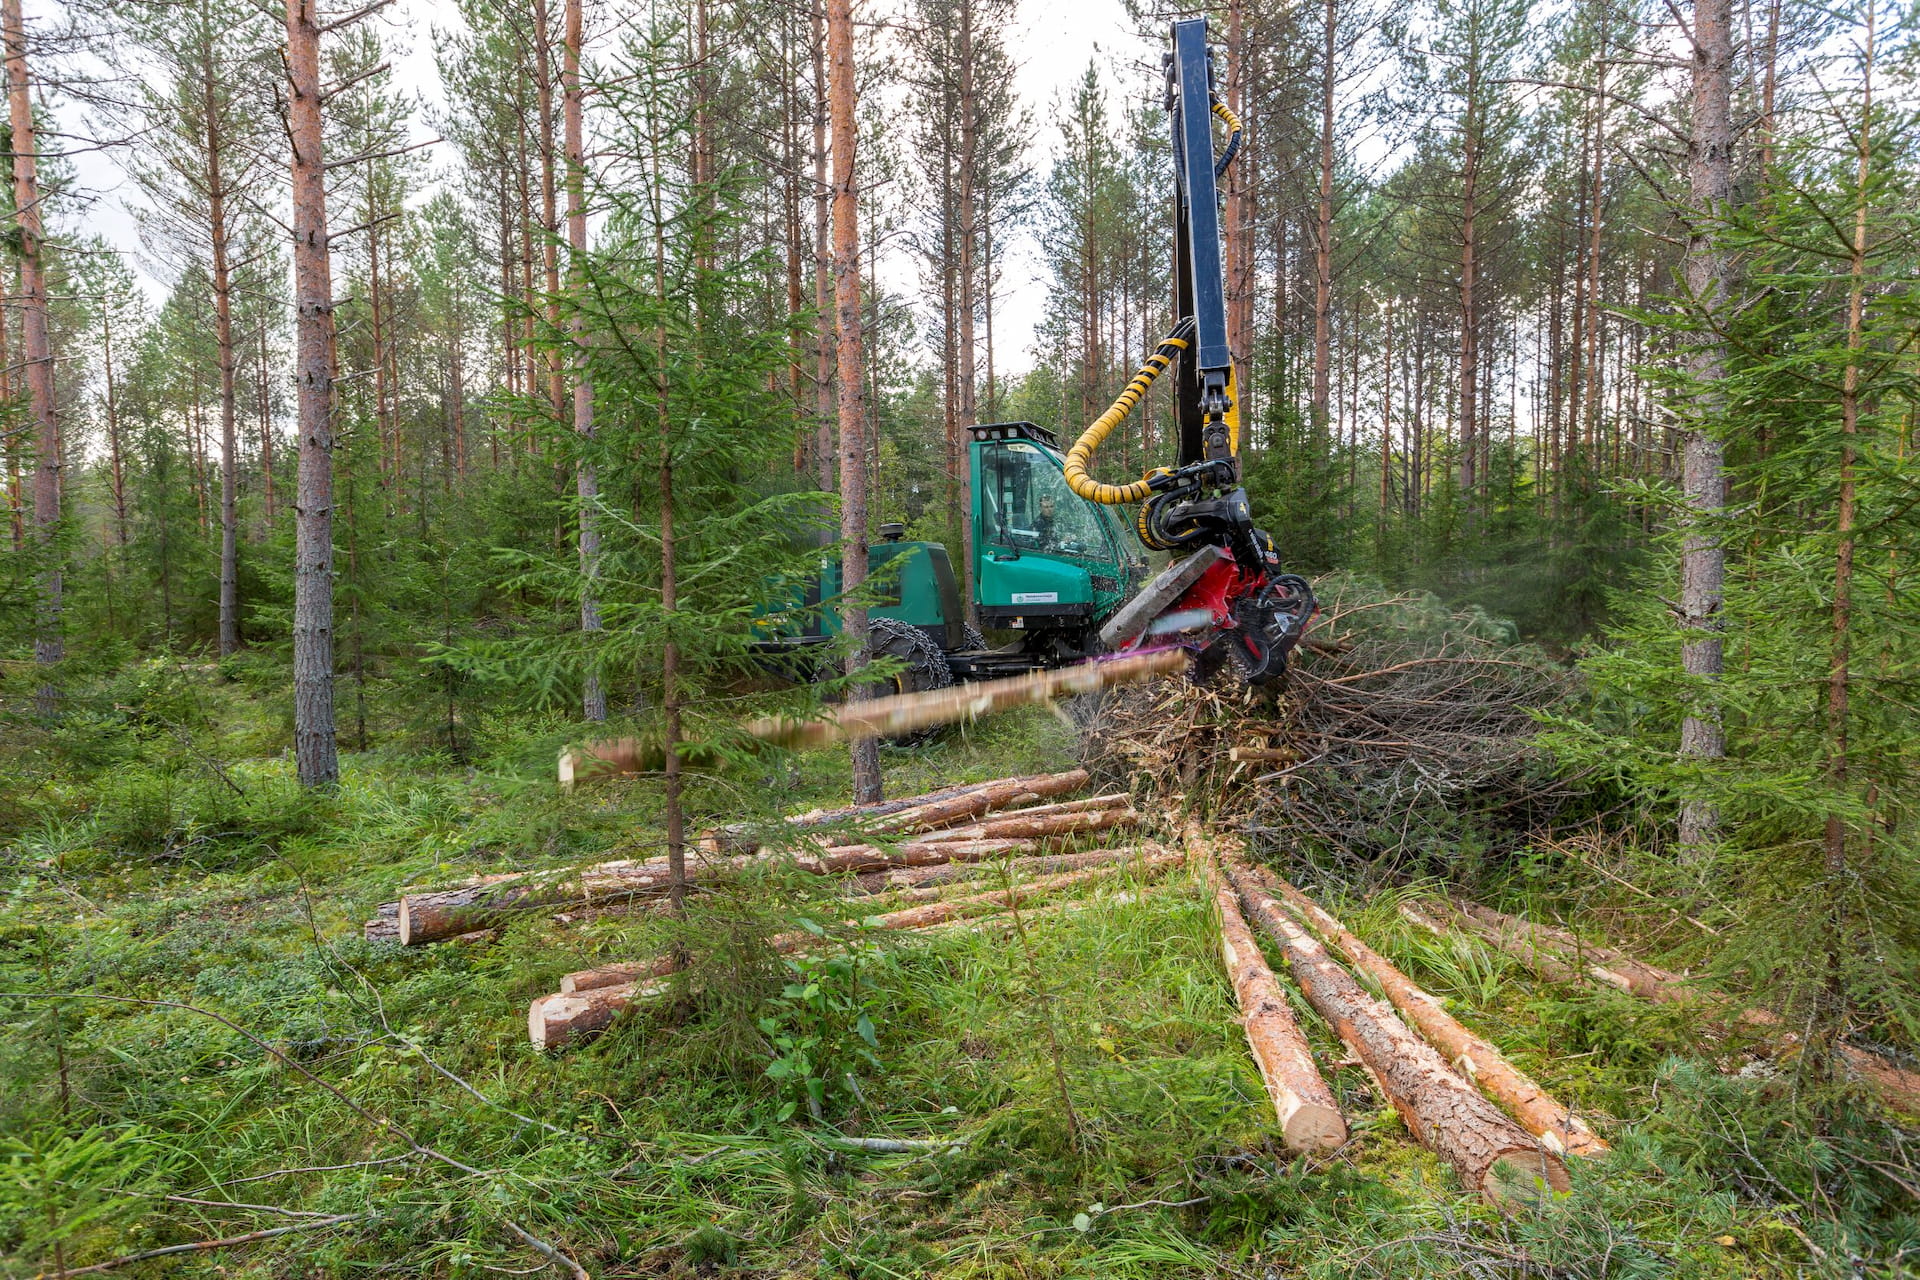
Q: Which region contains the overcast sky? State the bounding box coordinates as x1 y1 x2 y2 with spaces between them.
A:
54 0 1153 375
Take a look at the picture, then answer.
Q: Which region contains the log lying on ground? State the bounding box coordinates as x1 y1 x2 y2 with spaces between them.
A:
1249 869 1606 1157
879 804 1135 847
743 649 1187 748
848 845 1149 897
700 770 1090 853
533 856 1180 1046
397 837 1043 945
1192 841 1346 1152
1431 899 1920 1114
557 854 1179 994
1213 852 1570 1203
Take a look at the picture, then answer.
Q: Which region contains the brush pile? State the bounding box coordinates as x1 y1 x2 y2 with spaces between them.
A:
1083 574 1577 870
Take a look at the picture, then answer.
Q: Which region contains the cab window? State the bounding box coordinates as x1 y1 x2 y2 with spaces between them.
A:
979 440 1112 561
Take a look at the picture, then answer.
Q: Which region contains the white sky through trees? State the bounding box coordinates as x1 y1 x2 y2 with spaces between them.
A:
55 0 1140 382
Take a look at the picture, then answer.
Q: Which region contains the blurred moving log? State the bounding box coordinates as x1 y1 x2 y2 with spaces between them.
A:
1190 837 1345 1152
1428 899 1920 1114
1213 850 1570 1204
531 854 1180 1047
1248 868 1606 1157
743 649 1186 748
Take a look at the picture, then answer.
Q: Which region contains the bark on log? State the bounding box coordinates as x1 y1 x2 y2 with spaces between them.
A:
847 845 1145 896
743 649 1186 747
886 805 1135 846
397 837 1042 945
699 770 1088 852
1196 849 1346 1152
1218 859 1570 1203
1249 869 1606 1157
534 858 1177 1046
1441 900 1920 1113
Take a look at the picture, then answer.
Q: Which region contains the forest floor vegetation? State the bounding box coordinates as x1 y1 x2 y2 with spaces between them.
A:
3 659 1917 1277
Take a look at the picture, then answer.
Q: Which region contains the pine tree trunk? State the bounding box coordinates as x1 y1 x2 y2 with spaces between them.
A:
810 0 835 494
956 0 978 620
5 0 60 709
1676 0 1734 848
287 0 339 786
1311 0 1335 453
533 0 564 417
1824 0 1874 1054
827 0 881 803
563 0 604 723
1458 105 1480 498
103 308 128 548
207 43 241 657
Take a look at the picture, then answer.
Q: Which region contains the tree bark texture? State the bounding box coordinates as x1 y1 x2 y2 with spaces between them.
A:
1223 860 1570 1202
1252 869 1607 1157
286 0 338 786
826 0 882 802
1198 848 1347 1152
1676 0 1735 847
203 36 241 657
5 0 60 703
563 0 604 722
696 770 1091 847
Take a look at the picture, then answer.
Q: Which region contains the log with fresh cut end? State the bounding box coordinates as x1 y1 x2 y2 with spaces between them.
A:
1215 854 1570 1204
1247 867 1607 1158
1193 842 1346 1153
395 837 1046 945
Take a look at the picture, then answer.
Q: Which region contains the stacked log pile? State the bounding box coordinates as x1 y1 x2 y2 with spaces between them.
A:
363 771 1136 945
1187 828 1580 1203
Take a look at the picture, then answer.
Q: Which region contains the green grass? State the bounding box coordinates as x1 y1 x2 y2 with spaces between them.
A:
2 670 1913 1277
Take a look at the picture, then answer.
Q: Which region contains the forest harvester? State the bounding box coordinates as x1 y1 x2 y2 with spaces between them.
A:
770 19 1316 705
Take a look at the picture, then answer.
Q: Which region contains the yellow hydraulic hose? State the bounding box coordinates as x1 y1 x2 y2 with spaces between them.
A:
1063 321 1193 505
1211 96 1241 138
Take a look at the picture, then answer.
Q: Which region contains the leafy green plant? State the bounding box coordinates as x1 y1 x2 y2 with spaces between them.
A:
758 937 885 1123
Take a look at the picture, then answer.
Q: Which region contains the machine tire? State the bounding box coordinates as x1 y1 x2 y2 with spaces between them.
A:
863 617 953 745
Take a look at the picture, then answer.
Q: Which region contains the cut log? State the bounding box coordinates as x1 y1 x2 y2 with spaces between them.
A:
1454 902 1671 1000
1194 845 1346 1152
893 805 1135 846
1247 869 1606 1157
534 859 1177 1046
700 770 1089 853
396 837 1044 945
743 649 1186 747
889 789 1125 836
1442 899 1920 1114
364 902 399 942
847 846 1145 897
1213 854 1570 1203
